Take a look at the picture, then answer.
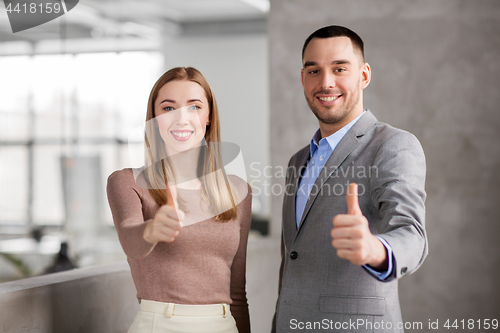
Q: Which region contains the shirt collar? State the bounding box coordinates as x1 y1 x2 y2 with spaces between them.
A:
309 110 366 157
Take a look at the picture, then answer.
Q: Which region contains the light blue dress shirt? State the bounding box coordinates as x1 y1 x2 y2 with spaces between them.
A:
295 111 394 280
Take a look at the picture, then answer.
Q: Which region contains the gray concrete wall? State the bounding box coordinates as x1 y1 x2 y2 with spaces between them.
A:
269 0 500 329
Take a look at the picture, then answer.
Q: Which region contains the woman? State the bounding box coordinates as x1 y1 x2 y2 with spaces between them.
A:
107 67 251 333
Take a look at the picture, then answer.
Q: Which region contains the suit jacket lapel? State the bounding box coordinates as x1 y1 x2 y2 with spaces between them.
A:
296 111 378 234
283 146 309 249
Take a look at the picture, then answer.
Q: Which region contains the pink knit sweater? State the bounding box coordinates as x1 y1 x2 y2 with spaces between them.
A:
106 168 251 333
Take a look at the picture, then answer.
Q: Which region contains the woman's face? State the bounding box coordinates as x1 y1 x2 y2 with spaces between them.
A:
155 80 210 156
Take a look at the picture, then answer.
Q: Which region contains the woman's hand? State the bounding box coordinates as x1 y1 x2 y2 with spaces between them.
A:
143 185 185 244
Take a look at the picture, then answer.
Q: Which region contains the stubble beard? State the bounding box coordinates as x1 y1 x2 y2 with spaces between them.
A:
306 79 361 125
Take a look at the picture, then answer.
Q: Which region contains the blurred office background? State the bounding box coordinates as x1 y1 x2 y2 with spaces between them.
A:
0 0 499 332
0 1 276 331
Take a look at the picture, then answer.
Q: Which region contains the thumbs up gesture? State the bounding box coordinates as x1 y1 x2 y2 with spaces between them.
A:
143 184 185 244
331 183 387 269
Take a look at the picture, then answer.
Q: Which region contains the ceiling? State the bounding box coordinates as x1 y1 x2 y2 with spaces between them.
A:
0 0 269 46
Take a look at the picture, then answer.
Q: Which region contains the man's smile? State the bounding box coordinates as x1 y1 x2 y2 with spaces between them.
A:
316 94 342 105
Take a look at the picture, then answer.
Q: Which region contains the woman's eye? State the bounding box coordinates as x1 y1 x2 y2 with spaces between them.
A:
188 105 201 111
163 106 175 111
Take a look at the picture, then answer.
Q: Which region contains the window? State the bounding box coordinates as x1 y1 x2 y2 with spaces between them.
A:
0 52 163 228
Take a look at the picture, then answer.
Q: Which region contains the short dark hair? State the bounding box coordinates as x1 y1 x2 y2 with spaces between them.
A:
302 25 365 62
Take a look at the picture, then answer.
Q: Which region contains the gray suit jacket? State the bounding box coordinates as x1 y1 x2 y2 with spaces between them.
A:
272 111 427 332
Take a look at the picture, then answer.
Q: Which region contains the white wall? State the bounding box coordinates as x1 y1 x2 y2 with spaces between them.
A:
160 32 279 333
161 33 271 217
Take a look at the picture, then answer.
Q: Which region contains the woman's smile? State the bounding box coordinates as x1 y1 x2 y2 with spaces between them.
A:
170 130 194 141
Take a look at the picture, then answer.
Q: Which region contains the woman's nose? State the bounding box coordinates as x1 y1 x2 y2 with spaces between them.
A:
175 107 189 125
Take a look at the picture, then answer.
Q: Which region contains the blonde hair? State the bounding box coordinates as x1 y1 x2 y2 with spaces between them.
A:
143 67 238 221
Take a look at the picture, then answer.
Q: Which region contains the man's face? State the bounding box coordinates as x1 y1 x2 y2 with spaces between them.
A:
301 37 370 132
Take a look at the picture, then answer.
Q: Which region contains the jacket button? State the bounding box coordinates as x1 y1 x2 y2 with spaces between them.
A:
401 267 408 274
290 251 298 260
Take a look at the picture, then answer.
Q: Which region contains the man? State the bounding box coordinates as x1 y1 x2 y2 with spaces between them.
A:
272 26 427 332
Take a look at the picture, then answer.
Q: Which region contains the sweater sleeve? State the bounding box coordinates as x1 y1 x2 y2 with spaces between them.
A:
106 169 157 259
229 184 252 333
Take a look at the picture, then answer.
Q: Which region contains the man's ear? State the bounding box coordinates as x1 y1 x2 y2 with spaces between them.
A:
300 68 305 88
361 62 371 90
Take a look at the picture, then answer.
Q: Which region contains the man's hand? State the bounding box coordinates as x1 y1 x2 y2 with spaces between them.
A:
143 185 185 244
331 183 387 269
